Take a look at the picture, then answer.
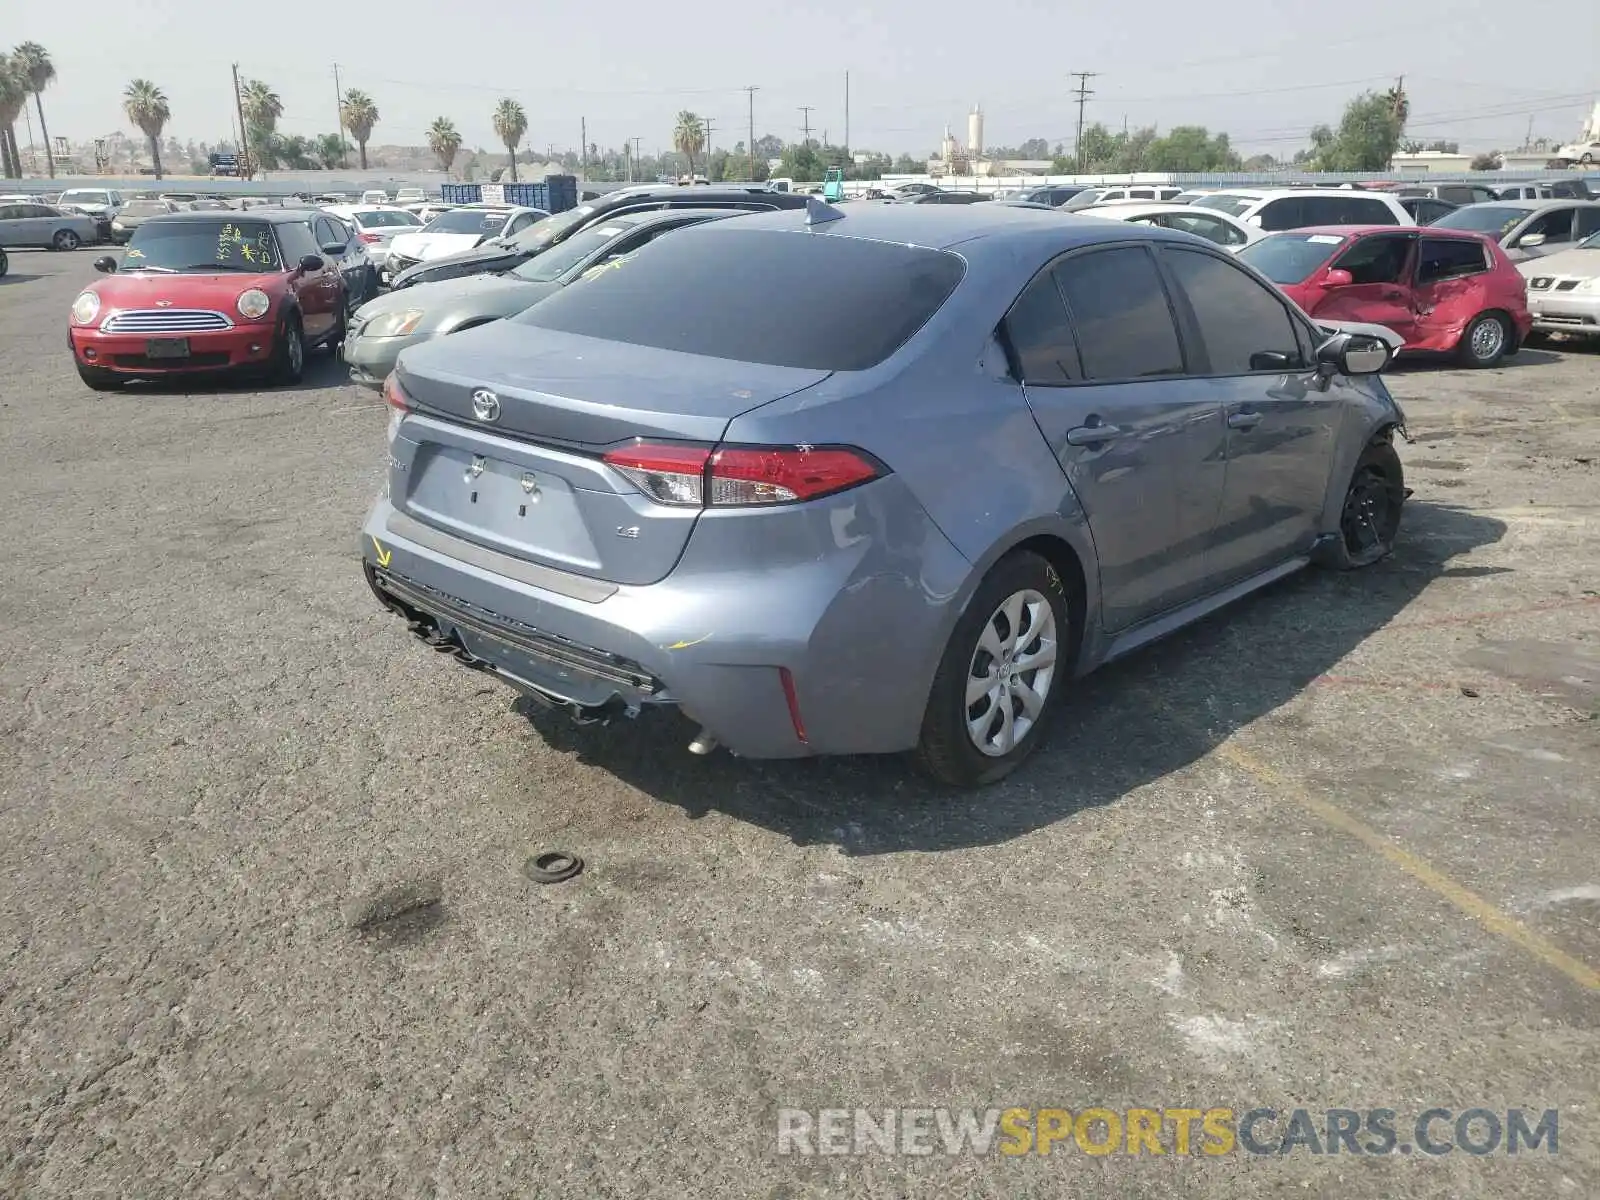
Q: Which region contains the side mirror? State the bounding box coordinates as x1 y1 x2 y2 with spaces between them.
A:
1322 268 1355 288
320 242 346 256
93 256 116 273
1318 331 1390 376
298 254 325 273
1516 233 1546 248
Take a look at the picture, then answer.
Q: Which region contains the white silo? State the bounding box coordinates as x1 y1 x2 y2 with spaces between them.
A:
967 105 984 160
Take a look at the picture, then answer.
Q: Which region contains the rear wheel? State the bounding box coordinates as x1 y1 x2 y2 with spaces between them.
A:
272 312 305 384
915 551 1074 788
76 362 122 391
0 247 8 278
52 229 81 251
1322 442 1405 570
1457 312 1510 368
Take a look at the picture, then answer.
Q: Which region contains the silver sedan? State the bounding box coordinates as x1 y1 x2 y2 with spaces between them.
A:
344 207 741 387
0 200 98 250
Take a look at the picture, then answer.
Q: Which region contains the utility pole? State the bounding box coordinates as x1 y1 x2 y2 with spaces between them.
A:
625 140 632 182
580 117 587 172
231 64 253 179
798 106 814 147
1070 71 1098 174
632 136 643 180
332 63 348 168
844 70 850 163
745 86 759 182
702 116 714 178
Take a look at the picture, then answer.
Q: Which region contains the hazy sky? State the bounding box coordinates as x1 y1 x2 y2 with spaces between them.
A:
11 0 1600 159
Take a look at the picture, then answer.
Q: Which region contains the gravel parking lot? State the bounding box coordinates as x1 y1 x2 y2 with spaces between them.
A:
2 248 1596 1198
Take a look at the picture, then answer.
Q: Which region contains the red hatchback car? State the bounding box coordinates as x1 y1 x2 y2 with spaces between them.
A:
68 208 349 390
1236 225 1532 368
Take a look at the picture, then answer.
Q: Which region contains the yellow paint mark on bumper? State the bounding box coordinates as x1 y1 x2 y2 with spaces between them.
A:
370 536 392 568
663 634 713 651
1217 742 1600 993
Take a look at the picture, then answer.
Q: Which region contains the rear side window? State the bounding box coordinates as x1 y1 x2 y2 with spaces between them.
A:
1002 271 1080 384
1162 248 1303 375
1578 208 1600 238
517 226 965 371
1052 246 1184 380
1416 238 1488 283
1300 195 1399 226
1256 197 1305 231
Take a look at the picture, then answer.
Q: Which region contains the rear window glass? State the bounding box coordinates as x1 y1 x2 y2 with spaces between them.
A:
356 209 422 228
1237 234 1345 284
1190 193 1257 217
516 227 966 370
423 209 509 234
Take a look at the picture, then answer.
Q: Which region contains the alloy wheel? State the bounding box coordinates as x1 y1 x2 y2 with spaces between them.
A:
1469 317 1504 363
965 588 1058 757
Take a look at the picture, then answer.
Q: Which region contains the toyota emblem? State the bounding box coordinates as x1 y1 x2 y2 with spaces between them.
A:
471 389 501 423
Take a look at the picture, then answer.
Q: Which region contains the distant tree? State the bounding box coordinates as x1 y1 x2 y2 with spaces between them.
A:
0 55 24 178
340 89 379 169
1308 92 1405 171
779 142 825 182
672 111 705 178
1144 126 1240 172
14 43 57 177
492 98 527 182
1243 153 1278 171
315 133 350 169
122 79 171 179
891 153 922 173
1470 151 1501 171
427 117 461 174
240 78 283 176
755 133 784 159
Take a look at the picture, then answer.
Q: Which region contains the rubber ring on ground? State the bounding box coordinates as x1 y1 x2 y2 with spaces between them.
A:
525 851 584 884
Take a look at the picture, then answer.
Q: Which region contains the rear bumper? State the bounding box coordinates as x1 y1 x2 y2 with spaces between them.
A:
69 322 277 374
358 489 971 760
1527 291 1600 336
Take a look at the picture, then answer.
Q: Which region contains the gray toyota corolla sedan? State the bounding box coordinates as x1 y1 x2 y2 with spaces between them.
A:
360 201 1405 787
344 207 740 388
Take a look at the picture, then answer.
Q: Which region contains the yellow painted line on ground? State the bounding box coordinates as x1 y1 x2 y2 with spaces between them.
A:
1216 741 1600 993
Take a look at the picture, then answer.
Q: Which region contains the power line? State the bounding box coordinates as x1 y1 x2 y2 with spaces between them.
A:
798 105 814 146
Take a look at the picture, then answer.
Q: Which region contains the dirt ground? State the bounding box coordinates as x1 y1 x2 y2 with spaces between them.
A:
1 249 1595 1198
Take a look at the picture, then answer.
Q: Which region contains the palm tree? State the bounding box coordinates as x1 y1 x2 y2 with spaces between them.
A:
427 117 462 175
239 78 283 175
672 111 705 180
314 133 348 170
339 88 379 170
491 98 527 183
0 55 24 179
13 43 56 178
122 79 170 180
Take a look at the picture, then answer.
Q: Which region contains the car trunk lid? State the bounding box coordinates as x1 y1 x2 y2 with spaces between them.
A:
389 323 831 585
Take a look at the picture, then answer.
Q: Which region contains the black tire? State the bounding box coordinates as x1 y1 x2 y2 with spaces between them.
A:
76 362 122 391
1582 152 1595 165
325 305 347 357
915 550 1076 788
272 312 305 384
1457 311 1511 368
52 229 81 251
0 248 8 278
1322 442 1405 570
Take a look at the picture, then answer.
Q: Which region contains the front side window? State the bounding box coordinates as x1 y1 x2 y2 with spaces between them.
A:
1166 212 1245 246
1331 235 1412 284
1518 209 1575 245
1053 246 1184 380
1416 238 1488 284
274 220 319 263
1001 270 1080 384
1162 248 1302 375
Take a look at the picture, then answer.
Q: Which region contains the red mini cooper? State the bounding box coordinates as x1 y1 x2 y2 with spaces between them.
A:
68 208 350 390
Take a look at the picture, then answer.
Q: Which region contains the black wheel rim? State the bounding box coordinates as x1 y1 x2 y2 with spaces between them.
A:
1341 466 1395 560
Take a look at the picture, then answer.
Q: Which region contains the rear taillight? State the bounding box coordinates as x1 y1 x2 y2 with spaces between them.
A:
359 232 381 244
383 373 410 445
601 443 883 508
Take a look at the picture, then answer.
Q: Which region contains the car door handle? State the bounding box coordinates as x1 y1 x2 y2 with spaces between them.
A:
1064 423 1122 446
1227 411 1263 430
1380 288 1405 299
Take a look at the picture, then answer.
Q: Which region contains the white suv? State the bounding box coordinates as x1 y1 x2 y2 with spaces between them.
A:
1189 188 1410 230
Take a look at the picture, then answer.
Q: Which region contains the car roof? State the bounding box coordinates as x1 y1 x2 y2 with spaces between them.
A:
1287 224 1484 240
1083 202 1236 218
139 208 320 225
688 202 1198 254
588 206 745 228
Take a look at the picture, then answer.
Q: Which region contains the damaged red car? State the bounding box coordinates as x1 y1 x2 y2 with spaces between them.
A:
1237 225 1532 368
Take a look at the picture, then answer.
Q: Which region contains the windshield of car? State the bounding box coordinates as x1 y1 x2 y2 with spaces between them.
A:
505 204 597 251
121 219 283 272
120 201 172 218
1189 193 1258 218
422 209 509 235
61 191 110 206
1236 233 1346 284
517 226 966 370
1427 205 1529 237
188 200 230 210
356 209 422 229
508 216 649 282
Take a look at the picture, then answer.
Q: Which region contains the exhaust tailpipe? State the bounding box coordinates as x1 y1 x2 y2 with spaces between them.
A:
687 729 719 755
